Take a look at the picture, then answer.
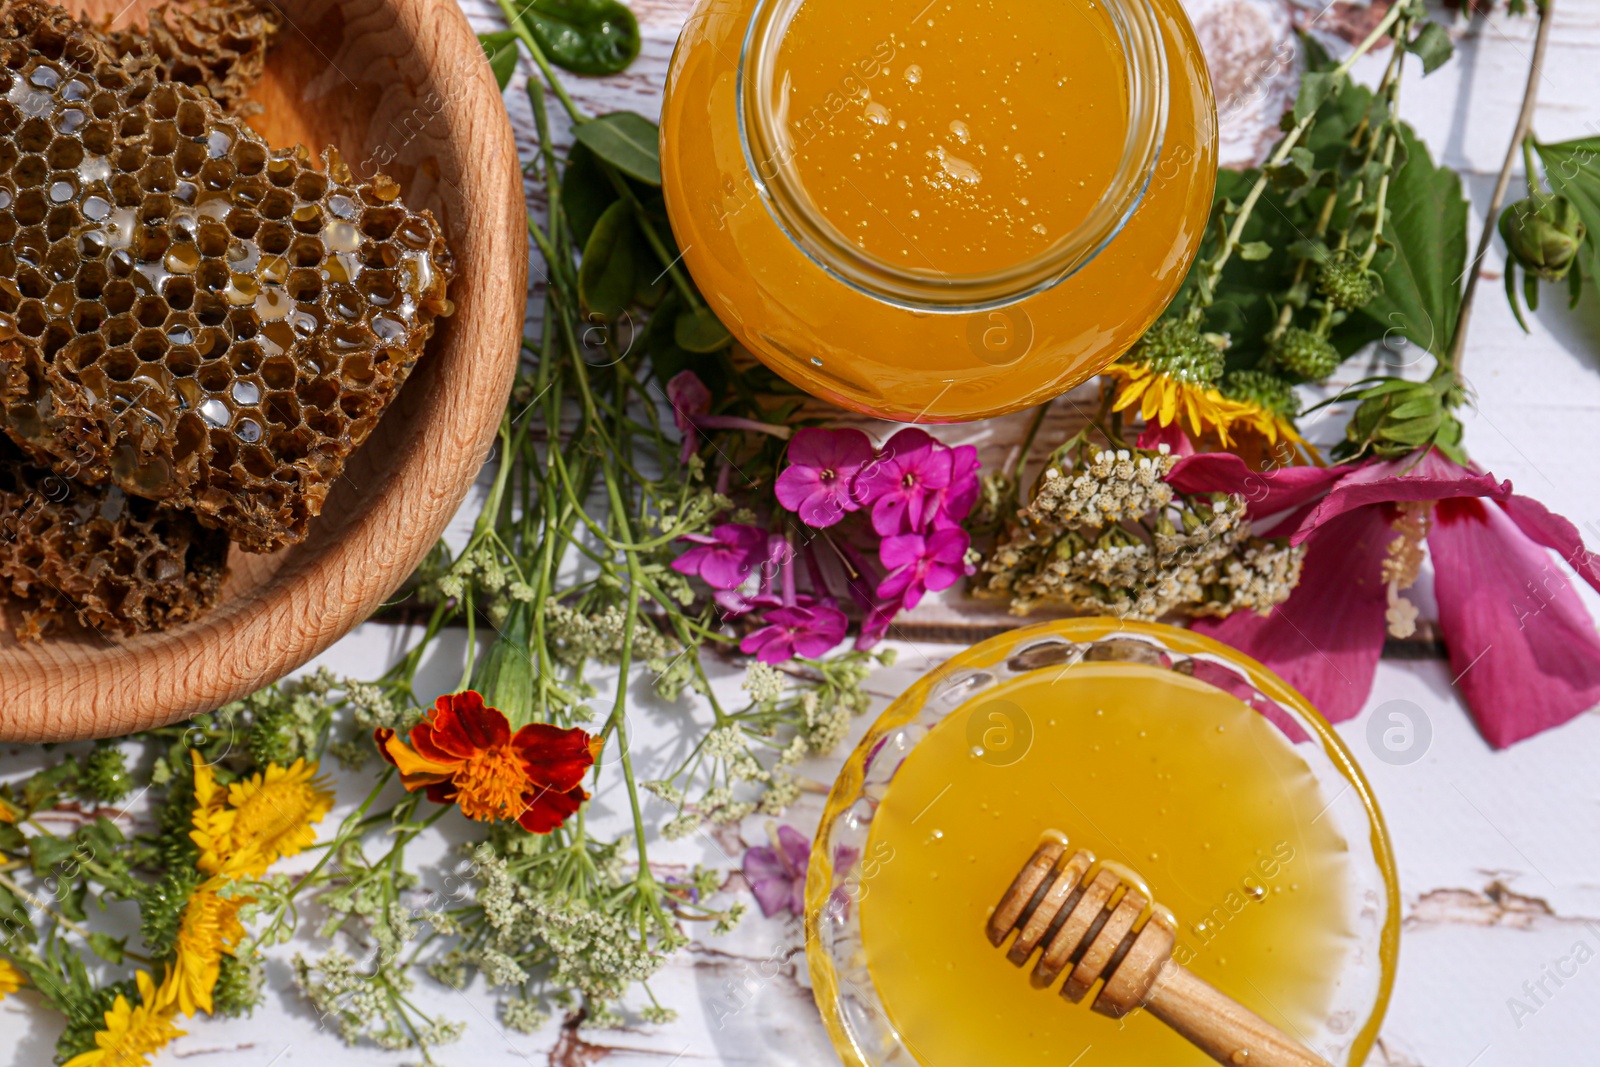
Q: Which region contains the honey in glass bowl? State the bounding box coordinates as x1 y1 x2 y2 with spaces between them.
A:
807 621 1399 1067
660 0 1216 422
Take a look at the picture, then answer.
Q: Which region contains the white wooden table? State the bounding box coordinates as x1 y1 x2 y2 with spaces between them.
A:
5 3 1600 1066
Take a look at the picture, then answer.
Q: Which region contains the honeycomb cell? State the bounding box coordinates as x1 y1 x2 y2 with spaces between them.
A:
0 0 454 563
0 437 228 640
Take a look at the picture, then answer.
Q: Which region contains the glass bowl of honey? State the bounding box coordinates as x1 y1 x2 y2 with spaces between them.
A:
660 0 1217 422
806 619 1399 1067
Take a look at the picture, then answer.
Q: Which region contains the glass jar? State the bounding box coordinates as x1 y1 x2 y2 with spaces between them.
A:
807 619 1399 1067
660 0 1216 422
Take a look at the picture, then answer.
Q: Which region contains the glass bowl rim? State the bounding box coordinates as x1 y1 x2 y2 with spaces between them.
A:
803 617 1400 1067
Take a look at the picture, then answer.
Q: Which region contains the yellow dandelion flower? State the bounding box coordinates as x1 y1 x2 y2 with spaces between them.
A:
154 879 250 1017
188 752 244 879
188 752 333 879
63 970 184 1067
1103 361 1252 447
0 802 15 824
0 957 24 998
223 759 334 878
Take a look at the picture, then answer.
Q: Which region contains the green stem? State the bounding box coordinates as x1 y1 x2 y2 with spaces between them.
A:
1449 0 1555 377
495 0 585 125
0 870 151 965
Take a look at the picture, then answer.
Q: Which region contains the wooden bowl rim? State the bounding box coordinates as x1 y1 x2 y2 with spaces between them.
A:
0 0 527 741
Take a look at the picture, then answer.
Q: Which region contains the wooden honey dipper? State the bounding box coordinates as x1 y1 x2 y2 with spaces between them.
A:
987 836 1335 1067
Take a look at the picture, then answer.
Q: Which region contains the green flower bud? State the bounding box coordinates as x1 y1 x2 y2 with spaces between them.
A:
1315 255 1382 311
1221 368 1301 419
1339 374 1464 460
78 747 132 803
246 703 302 766
213 951 266 1017
1130 319 1223 385
1269 326 1342 381
1499 193 1586 282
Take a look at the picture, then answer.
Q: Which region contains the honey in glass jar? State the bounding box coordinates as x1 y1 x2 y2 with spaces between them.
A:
661 0 1217 421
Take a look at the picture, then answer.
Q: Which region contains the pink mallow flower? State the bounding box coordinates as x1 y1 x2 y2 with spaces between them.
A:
741 603 849 662
774 427 875 528
671 523 767 591
856 428 954 536
1169 449 1600 748
744 824 810 918
877 527 971 610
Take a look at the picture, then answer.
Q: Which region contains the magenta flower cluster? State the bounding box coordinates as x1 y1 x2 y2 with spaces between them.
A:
670 422 980 662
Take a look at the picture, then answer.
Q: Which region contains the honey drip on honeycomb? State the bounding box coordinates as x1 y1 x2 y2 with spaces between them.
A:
0 0 456 556
0 436 228 638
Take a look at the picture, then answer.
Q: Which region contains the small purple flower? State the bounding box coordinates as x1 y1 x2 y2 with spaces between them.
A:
775 428 876 528
877 527 970 609
672 523 767 590
741 603 849 662
856 428 954 536
666 371 712 465
744 824 811 918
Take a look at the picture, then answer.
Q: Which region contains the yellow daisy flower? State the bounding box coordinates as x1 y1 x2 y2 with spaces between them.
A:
187 753 247 879
1228 400 1323 467
224 759 334 875
154 880 250 1017
63 970 184 1067
0 957 24 998
188 751 333 879
1103 360 1252 446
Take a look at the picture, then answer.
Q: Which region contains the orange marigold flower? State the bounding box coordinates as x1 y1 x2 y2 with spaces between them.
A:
375 691 600 833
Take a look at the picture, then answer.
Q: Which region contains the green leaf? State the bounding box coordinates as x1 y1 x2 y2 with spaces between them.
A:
28 832 77 876
1293 71 1337 125
574 111 661 186
1360 124 1468 358
675 305 733 353
578 200 637 319
87 932 125 965
1380 413 1443 445
1357 378 1420 398
633 249 669 307
562 142 619 248
512 0 640 77
1534 136 1600 278
59 879 88 923
1386 396 1440 421
479 30 520 91
1238 241 1272 262
1405 22 1454 75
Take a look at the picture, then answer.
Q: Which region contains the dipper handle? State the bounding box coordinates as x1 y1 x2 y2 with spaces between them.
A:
1143 958 1335 1067
989 839 1335 1067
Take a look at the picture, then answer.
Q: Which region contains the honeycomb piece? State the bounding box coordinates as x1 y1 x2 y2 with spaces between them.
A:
0 436 228 639
101 0 282 116
0 0 455 552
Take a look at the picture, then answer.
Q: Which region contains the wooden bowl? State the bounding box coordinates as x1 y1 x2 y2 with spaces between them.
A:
0 0 527 740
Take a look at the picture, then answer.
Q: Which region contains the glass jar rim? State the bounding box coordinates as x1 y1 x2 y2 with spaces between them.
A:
736 0 1172 312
